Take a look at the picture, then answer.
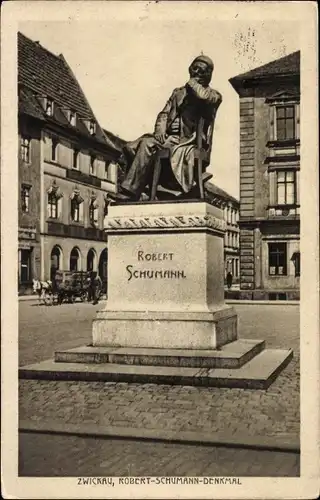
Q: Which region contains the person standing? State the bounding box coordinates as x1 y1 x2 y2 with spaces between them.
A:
226 271 233 290
92 272 102 305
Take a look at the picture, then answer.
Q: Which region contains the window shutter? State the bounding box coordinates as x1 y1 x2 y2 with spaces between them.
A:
296 170 300 205
295 104 300 139
79 201 84 222
43 134 51 162
58 197 63 219
269 171 276 205
269 106 275 141
47 196 51 218
94 207 99 224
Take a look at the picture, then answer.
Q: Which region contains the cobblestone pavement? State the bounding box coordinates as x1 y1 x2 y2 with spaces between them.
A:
19 432 299 477
19 301 300 470
19 301 299 367
19 301 100 366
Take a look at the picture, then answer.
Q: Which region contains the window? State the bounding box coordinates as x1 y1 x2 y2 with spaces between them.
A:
48 193 58 219
69 110 76 126
20 137 30 163
71 199 80 222
89 120 96 135
51 138 58 162
277 171 296 205
20 249 31 282
105 161 112 181
276 106 295 141
268 242 287 276
90 155 96 176
87 249 96 272
50 246 62 281
70 190 83 223
89 199 98 226
45 98 54 116
227 208 231 224
73 149 79 169
70 247 80 272
21 185 31 213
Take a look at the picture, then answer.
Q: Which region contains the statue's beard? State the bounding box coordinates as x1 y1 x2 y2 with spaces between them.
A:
189 70 212 86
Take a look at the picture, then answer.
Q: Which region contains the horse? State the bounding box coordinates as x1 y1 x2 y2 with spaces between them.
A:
32 279 54 305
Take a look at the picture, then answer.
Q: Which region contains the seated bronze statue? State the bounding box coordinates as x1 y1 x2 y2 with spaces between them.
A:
117 55 222 201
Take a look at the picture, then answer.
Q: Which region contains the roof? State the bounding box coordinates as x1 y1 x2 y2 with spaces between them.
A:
230 51 300 87
205 181 239 205
103 128 127 153
18 32 119 154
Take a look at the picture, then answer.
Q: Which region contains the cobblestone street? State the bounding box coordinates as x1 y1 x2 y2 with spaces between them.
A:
19 300 300 476
19 432 299 477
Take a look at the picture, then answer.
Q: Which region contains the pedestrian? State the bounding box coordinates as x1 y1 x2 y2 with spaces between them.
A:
226 271 233 290
92 272 102 305
87 271 95 302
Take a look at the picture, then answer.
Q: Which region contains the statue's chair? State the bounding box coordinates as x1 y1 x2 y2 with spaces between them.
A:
149 117 213 201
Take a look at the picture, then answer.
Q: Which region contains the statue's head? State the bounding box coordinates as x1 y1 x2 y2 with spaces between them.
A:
189 55 214 86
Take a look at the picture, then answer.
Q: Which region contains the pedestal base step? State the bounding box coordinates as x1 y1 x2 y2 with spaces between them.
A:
54 339 265 369
19 348 293 390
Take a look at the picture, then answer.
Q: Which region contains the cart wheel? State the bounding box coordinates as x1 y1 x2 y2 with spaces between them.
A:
44 293 53 306
80 291 87 302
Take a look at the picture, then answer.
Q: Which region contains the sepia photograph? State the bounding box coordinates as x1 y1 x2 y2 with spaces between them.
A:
1 1 319 498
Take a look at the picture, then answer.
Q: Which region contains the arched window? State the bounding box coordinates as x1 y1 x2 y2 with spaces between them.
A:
87 248 97 272
98 248 108 290
70 247 81 272
50 245 62 281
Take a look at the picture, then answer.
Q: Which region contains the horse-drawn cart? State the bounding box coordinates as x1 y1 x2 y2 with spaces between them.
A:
54 270 90 304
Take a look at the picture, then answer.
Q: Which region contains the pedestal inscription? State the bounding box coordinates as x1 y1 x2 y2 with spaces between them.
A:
93 202 237 349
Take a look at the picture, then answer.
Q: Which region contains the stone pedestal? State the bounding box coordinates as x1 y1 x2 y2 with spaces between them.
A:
92 201 238 349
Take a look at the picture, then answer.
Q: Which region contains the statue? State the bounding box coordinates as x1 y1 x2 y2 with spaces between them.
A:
117 55 222 201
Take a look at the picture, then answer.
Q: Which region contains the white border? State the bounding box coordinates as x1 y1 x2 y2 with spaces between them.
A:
1 1 319 498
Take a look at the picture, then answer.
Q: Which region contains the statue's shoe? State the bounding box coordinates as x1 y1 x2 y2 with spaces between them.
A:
108 186 140 202
202 172 213 183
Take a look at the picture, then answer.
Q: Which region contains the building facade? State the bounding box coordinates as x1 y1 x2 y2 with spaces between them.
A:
18 33 123 294
229 51 300 300
205 182 240 283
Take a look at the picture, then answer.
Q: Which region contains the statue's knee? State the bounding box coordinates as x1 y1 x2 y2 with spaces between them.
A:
140 136 157 150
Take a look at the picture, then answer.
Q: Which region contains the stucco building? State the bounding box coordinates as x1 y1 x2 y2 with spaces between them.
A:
229 51 300 300
205 182 240 283
18 32 123 293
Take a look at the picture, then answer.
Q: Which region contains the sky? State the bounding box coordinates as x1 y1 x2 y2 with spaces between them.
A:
20 12 300 198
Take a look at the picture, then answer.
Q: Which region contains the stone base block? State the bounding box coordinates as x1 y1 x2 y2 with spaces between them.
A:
19 348 293 390
55 339 265 369
92 306 237 350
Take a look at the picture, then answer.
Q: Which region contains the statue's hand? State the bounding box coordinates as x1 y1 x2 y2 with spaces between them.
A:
154 133 166 144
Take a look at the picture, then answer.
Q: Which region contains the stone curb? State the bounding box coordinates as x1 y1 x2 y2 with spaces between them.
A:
18 296 108 302
19 419 300 454
18 295 299 306
226 300 299 306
